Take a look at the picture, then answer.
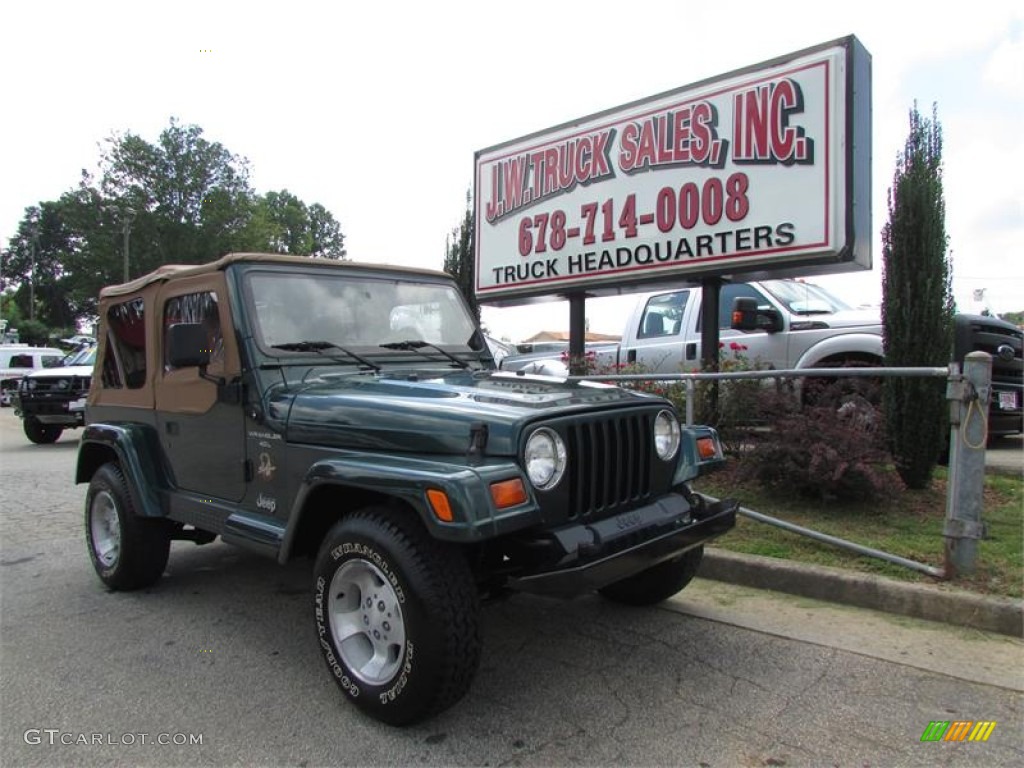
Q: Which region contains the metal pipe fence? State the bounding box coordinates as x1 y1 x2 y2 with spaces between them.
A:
570 365 950 427
568 358 993 581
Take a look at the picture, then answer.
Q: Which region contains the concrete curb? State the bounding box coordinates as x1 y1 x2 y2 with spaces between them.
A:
699 548 1024 638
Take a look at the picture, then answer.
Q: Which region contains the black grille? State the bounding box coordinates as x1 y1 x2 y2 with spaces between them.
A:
564 412 653 519
954 316 1023 386
26 375 90 395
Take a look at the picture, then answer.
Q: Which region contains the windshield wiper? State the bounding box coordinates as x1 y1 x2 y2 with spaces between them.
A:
379 340 470 369
271 340 381 372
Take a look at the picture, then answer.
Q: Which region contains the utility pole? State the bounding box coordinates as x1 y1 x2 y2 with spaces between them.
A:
122 207 136 282
29 228 38 322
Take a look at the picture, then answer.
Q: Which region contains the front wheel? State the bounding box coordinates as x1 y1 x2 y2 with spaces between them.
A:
313 506 481 726
599 546 704 606
23 417 62 444
85 463 171 590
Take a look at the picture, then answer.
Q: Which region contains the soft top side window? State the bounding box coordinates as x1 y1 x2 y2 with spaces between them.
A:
163 291 223 371
103 297 147 389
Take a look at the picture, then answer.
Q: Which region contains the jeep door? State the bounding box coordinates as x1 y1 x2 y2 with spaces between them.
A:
154 276 246 501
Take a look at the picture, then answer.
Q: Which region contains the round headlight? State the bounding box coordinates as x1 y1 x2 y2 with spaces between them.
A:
56 379 70 390
654 410 681 461
524 428 567 490
27 379 38 390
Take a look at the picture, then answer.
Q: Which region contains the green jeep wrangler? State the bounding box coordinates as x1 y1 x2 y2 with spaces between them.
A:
77 253 736 725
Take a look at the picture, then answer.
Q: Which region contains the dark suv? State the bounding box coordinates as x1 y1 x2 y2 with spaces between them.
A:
17 343 97 443
953 314 1023 437
76 253 736 725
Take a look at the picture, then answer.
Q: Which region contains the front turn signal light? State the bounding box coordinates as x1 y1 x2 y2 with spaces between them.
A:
426 489 454 522
490 479 528 509
697 436 721 461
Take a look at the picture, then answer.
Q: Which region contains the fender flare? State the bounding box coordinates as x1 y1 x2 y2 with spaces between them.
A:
75 423 168 518
278 453 539 563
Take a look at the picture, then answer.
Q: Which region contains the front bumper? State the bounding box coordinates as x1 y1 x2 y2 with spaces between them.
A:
509 492 737 597
20 397 87 427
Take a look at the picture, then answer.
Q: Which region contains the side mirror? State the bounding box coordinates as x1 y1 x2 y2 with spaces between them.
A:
730 298 759 330
167 323 211 368
730 298 783 333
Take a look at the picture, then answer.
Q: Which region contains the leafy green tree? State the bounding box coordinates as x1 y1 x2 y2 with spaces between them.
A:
307 202 346 259
444 190 479 322
1 118 347 326
247 191 346 259
881 104 954 490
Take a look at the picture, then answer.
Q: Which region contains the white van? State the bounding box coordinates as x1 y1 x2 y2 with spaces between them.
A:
0 346 66 406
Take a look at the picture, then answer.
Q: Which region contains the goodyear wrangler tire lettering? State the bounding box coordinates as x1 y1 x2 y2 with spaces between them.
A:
312 506 481 726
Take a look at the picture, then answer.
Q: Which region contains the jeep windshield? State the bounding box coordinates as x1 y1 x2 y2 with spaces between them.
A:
761 280 852 315
248 271 482 367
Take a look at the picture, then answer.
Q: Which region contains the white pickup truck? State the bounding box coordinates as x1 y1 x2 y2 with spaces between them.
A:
502 279 883 375
500 280 1023 437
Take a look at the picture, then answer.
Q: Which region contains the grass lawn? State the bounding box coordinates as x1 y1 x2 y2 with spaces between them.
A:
693 465 1023 599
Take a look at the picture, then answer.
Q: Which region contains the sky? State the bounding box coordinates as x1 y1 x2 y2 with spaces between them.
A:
1 0 1021 341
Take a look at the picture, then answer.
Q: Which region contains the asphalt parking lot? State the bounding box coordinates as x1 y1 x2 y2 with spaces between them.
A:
1 408 1022 767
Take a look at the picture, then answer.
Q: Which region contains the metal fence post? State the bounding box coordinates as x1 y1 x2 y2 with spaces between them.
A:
944 352 992 577
685 379 695 426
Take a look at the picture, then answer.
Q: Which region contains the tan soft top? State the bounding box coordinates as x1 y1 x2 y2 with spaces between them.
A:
99 253 450 298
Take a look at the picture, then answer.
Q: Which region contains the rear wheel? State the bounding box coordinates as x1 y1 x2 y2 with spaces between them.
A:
85 463 171 590
23 417 62 444
599 546 704 606
313 506 481 725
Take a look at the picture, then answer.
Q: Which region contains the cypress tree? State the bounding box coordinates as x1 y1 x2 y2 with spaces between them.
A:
444 189 479 322
881 103 955 489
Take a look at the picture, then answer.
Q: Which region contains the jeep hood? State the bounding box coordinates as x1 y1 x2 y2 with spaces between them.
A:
281 370 657 456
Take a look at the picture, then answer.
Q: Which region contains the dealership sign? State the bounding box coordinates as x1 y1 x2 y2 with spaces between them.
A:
474 36 871 303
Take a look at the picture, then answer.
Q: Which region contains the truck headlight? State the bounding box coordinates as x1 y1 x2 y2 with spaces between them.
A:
524 428 566 490
654 410 681 461
56 379 70 390
26 379 37 390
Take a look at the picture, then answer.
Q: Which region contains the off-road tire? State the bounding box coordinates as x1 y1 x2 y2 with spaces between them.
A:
85 463 171 590
23 417 62 444
599 546 704 606
313 506 481 726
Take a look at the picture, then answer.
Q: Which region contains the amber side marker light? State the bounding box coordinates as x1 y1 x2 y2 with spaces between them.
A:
426 489 454 522
697 437 719 460
490 479 528 509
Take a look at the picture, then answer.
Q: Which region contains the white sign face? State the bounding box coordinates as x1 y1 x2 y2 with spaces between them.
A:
474 37 870 303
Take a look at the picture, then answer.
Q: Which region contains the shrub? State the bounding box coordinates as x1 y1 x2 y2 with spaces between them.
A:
694 342 771 455
739 386 897 503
